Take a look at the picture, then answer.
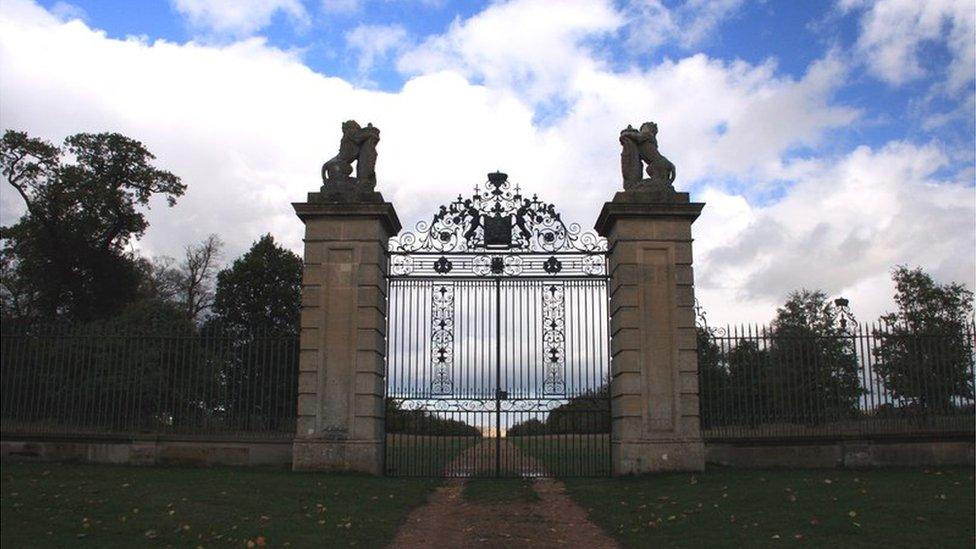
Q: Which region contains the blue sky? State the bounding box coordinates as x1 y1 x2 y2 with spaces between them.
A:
2 0 974 323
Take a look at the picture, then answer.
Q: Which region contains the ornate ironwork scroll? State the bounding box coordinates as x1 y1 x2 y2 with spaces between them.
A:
430 284 454 394
542 283 566 395
393 397 606 413
388 172 607 278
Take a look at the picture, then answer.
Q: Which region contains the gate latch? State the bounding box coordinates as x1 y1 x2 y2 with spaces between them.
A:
496 389 508 400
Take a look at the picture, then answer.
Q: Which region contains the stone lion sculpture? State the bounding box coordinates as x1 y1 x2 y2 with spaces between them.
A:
322 120 380 190
619 121 676 191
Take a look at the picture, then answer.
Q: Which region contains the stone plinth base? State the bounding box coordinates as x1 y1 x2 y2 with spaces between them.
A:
614 439 705 474
292 440 383 474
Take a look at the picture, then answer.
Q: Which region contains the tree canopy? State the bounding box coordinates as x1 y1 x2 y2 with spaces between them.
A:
0 130 184 321
873 266 975 410
697 290 862 428
209 234 302 336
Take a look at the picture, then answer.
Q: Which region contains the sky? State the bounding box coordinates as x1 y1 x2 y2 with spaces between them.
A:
0 0 973 325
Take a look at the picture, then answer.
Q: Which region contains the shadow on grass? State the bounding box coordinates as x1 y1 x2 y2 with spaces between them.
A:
565 466 975 549
1 461 439 548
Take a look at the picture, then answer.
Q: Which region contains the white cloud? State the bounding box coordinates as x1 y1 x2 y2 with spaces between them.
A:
0 0 971 328
842 0 975 94
397 0 622 104
345 23 408 79
625 0 744 52
321 0 362 14
170 0 308 37
49 1 86 22
698 141 976 323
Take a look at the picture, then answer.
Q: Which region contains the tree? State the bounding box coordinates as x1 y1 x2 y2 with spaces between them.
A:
767 290 861 423
0 130 185 321
873 267 974 411
205 234 302 431
144 234 224 323
209 234 302 335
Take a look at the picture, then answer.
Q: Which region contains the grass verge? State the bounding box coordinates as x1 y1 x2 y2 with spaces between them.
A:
565 467 975 548
1 462 437 548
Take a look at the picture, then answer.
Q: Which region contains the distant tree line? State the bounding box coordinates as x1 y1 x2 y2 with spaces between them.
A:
507 386 611 436
698 268 975 428
385 399 482 436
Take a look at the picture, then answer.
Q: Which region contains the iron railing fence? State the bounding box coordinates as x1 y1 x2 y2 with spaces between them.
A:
0 323 298 439
699 322 976 439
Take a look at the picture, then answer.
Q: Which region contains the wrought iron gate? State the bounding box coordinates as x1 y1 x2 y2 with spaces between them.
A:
384 173 610 477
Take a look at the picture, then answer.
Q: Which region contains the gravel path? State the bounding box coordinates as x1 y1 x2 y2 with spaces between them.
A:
388 439 618 549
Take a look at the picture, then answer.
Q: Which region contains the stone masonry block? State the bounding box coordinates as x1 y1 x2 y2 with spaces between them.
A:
610 307 640 333
355 350 385 375
357 286 386 309
679 371 699 394
300 329 320 352
611 328 641 354
357 307 386 332
675 306 696 329
611 350 643 375
611 395 643 418
678 349 698 373
355 371 384 396
297 394 318 417
302 265 324 285
357 328 385 353
298 372 318 393
299 349 319 372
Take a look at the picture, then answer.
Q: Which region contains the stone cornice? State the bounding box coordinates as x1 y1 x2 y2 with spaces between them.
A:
293 197 402 235
595 195 705 236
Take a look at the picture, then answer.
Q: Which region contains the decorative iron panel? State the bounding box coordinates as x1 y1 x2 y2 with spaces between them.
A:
385 278 611 478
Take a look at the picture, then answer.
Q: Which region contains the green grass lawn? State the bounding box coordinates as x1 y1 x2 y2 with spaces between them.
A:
1 462 437 548
566 467 975 548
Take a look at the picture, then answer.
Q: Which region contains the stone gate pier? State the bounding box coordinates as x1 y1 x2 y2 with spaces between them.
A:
291 120 400 474
596 122 706 474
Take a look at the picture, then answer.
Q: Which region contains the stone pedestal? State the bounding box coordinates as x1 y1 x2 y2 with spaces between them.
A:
291 191 400 474
595 190 706 474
